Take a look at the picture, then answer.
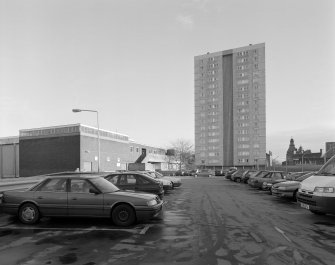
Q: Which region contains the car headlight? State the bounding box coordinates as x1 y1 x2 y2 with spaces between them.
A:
314 187 335 193
147 199 158 206
277 186 288 191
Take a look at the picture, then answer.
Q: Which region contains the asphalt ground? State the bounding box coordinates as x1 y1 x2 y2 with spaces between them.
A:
0 177 334 265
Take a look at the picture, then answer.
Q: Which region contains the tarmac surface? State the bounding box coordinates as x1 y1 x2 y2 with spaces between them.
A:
0 177 335 265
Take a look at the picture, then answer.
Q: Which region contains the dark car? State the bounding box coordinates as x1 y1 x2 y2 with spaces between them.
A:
249 171 285 190
225 167 238 180
241 170 259 183
215 170 226 176
230 170 246 182
105 172 164 199
272 172 315 201
0 174 163 227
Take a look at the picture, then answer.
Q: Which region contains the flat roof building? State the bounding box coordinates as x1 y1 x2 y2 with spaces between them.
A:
194 43 266 168
1 124 173 178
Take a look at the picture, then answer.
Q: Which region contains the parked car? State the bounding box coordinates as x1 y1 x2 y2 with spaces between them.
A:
104 171 164 199
225 167 238 180
194 169 215 177
139 171 173 191
248 171 285 189
231 170 246 182
152 171 182 188
142 171 181 188
272 172 315 201
298 155 335 215
174 170 185 176
241 170 259 183
215 170 226 176
0 174 163 226
285 171 311 181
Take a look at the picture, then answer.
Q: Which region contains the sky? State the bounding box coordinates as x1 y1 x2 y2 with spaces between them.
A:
1 0 334 161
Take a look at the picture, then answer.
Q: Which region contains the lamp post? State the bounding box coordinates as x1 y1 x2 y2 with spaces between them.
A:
72 109 100 172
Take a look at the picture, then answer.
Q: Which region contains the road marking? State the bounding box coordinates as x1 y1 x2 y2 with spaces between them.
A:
139 224 152 235
0 226 140 233
274 226 292 243
249 232 263 243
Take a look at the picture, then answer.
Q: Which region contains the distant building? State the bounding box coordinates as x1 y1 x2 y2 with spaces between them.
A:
0 124 174 178
194 43 266 169
325 142 335 162
284 138 324 166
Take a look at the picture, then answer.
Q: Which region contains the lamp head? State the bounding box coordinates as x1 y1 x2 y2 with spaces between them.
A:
72 109 82 113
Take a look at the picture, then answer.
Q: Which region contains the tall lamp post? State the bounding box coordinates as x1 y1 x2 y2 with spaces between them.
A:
72 109 100 172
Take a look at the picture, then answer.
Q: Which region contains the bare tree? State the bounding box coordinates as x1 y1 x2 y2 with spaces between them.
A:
169 139 194 170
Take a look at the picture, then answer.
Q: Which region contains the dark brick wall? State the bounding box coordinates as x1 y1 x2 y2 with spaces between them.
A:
19 135 80 177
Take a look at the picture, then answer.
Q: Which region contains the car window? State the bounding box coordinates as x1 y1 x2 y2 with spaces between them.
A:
136 175 151 184
107 175 119 185
119 175 137 185
70 179 95 193
272 173 283 180
38 178 67 192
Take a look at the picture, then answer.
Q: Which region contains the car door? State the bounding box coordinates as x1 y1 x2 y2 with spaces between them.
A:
34 178 68 216
135 174 158 194
67 178 104 217
117 174 137 191
271 172 284 183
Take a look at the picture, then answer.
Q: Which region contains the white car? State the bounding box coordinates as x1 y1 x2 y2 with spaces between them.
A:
297 155 335 215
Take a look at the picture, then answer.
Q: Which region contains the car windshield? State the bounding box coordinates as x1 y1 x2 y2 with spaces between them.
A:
316 155 335 176
89 177 120 193
296 172 314 182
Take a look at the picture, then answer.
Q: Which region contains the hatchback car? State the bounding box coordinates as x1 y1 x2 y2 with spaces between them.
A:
248 171 285 189
104 172 164 199
272 172 315 201
225 167 238 180
145 171 182 188
241 170 259 183
0 174 163 226
231 170 246 182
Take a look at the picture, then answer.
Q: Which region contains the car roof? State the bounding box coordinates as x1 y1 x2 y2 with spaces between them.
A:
44 173 105 179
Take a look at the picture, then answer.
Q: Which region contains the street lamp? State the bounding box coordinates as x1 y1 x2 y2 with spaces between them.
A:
72 109 100 172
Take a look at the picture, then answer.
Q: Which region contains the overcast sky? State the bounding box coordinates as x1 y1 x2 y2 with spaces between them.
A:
1 0 334 161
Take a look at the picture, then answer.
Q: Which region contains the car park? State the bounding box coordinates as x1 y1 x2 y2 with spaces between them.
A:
194 169 215 177
0 173 163 226
272 172 315 201
297 155 335 215
104 171 165 199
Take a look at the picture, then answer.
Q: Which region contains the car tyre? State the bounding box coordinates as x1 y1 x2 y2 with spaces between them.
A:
112 204 136 227
236 178 241 183
293 190 298 201
19 203 40 225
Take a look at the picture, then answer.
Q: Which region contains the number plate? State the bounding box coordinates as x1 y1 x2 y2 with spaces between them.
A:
300 203 310 210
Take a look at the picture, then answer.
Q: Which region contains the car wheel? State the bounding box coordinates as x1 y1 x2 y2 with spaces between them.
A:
293 190 298 201
112 204 136 227
310 210 326 215
19 203 40 225
236 178 241 183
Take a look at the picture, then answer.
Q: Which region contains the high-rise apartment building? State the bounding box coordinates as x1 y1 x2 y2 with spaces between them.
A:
194 43 266 168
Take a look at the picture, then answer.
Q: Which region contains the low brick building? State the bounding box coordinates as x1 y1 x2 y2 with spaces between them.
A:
1 124 172 178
